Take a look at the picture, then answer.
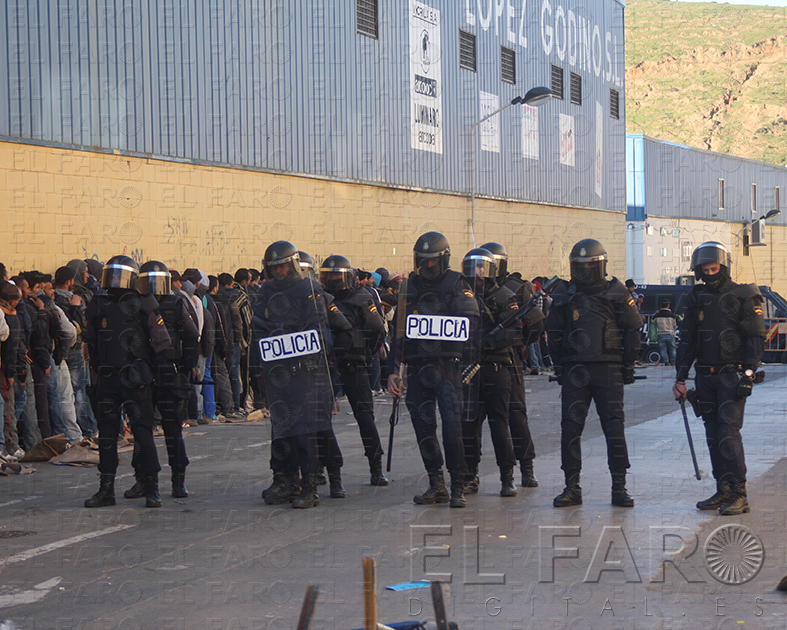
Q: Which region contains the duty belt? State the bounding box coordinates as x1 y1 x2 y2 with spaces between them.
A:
696 364 742 376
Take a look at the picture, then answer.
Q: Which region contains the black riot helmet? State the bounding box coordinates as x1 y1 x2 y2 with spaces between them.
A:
461 248 497 284
569 239 608 286
690 241 731 289
319 255 356 296
101 255 139 291
138 261 171 296
263 241 301 288
413 231 451 281
479 242 508 280
298 251 316 280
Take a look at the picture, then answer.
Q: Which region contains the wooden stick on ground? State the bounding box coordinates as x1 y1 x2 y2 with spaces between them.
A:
296 585 320 630
363 557 377 630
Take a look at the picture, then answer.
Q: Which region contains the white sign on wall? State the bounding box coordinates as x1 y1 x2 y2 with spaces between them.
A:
410 0 443 154
479 91 501 153
521 104 539 160
595 101 603 197
560 113 575 167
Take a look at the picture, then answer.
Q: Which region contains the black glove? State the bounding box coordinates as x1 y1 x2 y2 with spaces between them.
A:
553 366 564 385
622 366 636 385
737 375 753 400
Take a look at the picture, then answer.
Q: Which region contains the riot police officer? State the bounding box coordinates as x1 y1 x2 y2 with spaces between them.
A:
122 261 200 500
673 241 765 515
83 256 171 508
460 248 520 497
255 242 352 509
480 242 544 487
387 232 479 508
320 255 388 486
546 239 642 507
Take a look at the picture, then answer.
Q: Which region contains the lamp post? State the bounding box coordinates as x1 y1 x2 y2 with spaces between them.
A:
764 208 781 285
468 86 552 247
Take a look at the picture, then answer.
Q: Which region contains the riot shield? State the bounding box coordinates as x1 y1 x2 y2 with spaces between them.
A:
252 279 335 440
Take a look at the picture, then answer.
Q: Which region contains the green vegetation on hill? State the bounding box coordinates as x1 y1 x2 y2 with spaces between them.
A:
625 0 787 166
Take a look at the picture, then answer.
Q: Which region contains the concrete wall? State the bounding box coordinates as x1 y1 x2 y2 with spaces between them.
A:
1 141 629 280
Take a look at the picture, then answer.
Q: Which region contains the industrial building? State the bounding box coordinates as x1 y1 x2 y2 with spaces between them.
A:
626 134 787 296
1 0 628 277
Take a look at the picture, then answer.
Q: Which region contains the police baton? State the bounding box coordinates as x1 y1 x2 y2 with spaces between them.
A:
386 394 400 473
679 398 702 481
548 374 647 382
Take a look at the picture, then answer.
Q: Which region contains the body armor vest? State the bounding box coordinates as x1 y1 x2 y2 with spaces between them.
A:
688 282 762 366
403 270 477 362
90 293 153 369
552 278 635 363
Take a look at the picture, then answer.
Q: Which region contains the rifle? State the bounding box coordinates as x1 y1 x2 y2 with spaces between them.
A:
386 278 408 472
462 275 559 384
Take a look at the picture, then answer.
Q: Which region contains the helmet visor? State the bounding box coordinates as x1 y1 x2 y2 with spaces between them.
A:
461 253 496 282
138 271 171 296
102 263 138 290
319 268 354 294
691 243 731 270
264 255 301 284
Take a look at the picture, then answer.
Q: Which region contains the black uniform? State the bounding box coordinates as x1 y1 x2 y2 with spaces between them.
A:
547 277 642 480
676 280 765 495
332 287 387 467
154 292 201 474
392 270 479 480
462 280 520 488
84 292 171 480
253 278 351 481
500 273 545 469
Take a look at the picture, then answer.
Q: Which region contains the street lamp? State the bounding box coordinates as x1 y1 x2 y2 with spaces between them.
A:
468 86 553 247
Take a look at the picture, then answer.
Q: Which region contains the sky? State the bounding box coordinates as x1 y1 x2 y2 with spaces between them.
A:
672 0 787 5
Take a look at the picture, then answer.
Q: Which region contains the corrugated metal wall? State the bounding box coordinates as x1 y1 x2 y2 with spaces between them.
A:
634 135 787 226
0 0 627 212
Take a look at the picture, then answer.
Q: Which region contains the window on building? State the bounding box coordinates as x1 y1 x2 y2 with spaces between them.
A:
718 178 725 210
459 31 476 72
551 64 564 100
610 89 619 119
570 72 582 105
751 183 757 214
501 47 515 84
776 186 780 211
356 0 378 39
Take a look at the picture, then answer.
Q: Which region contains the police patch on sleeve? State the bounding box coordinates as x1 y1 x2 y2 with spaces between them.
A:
406 315 469 342
463 289 474 298
259 330 322 362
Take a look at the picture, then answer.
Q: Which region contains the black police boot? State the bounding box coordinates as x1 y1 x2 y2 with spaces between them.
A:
696 479 732 511
449 474 466 508
520 458 539 488
314 466 327 486
611 472 634 508
85 474 116 508
172 470 189 498
553 473 582 507
123 473 146 499
465 463 479 495
719 481 750 516
263 472 301 505
413 469 450 505
292 475 320 509
500 467 517 497
327 466 346 499
144 474 162 508
369 455 389 486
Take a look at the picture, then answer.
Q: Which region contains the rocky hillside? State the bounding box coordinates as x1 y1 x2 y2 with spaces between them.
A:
626 0 787 166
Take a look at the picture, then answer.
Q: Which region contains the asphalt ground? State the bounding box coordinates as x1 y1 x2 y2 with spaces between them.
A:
1 364 787 630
